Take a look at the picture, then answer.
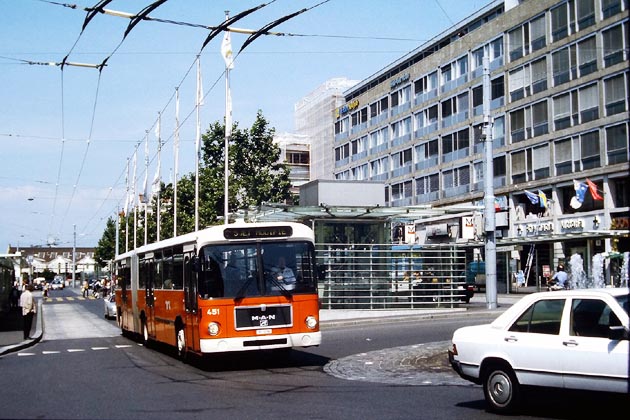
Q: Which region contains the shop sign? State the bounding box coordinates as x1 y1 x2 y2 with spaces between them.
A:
335 99 359 119
560 218 585 231
521 221 554 234
390 73 410 90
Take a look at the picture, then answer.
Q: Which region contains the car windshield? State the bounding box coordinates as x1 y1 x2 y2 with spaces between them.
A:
615 294 629 315
197 241 317 299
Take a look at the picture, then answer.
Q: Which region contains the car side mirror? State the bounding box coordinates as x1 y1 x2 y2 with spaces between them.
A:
190 256 201 273
608 325 629 341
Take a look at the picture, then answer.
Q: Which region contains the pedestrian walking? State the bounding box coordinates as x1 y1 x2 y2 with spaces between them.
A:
19 284 36 340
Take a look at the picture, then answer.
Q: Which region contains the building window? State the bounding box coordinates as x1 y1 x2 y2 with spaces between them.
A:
577 0 596 30
601 0 625 19
494 155 507 187
530 14 546 52
442 128 470 163
580 130 601 170
606 123 628 164
603 23 627 67
533 144 550 179
415 173 439 203
555 138 574 175
391 180 413 205
414 139 439 171
511 149 531 184
508 26 524 61
491 75 504 108
604 73 628 115
532 100 549 137
553 92 572 130
551 3 569 41
579 83 599 123
443 165 470 197
531 57 548 94
577 36 597 77
509 66 528 101
510 108 525 142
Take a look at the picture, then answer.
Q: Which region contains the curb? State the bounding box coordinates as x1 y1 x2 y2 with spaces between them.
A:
0 299 44 356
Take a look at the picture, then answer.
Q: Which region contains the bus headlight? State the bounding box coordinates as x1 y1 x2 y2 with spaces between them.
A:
305 316 318 330
207 322 220 336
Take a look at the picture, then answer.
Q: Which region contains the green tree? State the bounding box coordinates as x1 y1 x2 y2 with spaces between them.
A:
94 217 116 267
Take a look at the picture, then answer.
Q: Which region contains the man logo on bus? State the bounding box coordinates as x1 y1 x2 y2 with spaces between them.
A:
252 314 275 327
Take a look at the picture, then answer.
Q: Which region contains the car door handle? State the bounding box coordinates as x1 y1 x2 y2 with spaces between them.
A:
504 335 518 342
563 340 579 347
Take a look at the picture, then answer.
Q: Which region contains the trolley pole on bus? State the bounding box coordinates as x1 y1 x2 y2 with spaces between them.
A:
483 56 497 309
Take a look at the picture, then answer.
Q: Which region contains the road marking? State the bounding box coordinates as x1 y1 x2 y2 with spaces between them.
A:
42 351 60 354
18 353 35 357
91 347 109 351
67 349 85 352
115 344 132 349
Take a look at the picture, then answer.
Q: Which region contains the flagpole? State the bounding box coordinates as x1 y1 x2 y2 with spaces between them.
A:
224 11 231 225
174 88 180 237
195 56 201 232
156 114 162 242
144 130 149 246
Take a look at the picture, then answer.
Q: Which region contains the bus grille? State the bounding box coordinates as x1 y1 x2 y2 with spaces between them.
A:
234 304 293 330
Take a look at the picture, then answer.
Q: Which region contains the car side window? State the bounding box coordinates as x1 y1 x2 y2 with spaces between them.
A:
509 299 565 335
570 298 618 338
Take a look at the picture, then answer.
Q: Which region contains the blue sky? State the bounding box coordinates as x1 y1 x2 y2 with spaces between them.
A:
0 0 490 250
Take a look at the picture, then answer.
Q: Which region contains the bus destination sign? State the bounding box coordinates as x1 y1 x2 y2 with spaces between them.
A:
223 226 293 240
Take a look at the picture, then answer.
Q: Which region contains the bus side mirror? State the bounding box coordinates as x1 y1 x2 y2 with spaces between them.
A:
190 256 201 273
317 265 326 281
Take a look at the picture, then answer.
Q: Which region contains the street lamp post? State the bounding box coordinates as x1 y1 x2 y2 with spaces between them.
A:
72 224 77 288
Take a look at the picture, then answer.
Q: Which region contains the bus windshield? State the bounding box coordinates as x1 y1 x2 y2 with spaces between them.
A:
197 241 317 299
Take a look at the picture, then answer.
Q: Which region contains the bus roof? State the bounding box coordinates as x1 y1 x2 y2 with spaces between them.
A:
115 221 314 261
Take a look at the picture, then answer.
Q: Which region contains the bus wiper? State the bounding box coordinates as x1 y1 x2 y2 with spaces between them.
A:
234 275 256 301
268 275 293 299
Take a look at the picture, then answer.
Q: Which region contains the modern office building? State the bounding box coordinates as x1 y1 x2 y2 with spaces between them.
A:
332 0 629 285
274 132 311 202
295 77 359 180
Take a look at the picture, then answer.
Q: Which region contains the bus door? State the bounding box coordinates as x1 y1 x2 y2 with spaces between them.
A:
183 250 199 352
142 255 157 339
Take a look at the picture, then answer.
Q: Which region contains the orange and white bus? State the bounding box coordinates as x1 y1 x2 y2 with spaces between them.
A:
114 222 321 359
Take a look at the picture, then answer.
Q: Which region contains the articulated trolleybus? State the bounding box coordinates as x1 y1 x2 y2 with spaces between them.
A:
115 222 321 358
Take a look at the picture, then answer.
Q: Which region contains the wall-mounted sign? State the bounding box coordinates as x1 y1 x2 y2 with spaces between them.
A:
390 73 410 90
560 218 585 230
335 99 360 119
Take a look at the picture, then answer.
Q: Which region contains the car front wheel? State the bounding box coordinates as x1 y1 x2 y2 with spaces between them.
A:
482 363 520 414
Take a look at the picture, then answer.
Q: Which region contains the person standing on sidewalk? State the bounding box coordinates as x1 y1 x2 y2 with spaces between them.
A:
19 284 36 340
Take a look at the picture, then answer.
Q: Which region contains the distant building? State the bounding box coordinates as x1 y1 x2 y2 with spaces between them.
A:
295 77 359 180
274 132 311 203
5 245 97 282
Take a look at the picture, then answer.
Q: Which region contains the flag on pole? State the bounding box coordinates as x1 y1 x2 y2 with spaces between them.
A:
538 190 547 209
524 190 539 206
141 132 149 203
131 148 137 208
152 137 161 197
586 178 603 201
124 158 130 217
221 28 234 70
570 180 588 209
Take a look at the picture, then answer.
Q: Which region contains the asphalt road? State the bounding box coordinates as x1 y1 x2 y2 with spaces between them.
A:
0 288 625 419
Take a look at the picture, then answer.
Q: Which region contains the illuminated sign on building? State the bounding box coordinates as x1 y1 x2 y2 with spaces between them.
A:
335 99 360 119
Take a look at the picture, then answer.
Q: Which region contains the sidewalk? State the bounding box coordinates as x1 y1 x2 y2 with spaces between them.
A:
0 298 43 356
0 290 526 356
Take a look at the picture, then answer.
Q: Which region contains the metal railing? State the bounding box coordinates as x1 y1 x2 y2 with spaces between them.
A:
316 243 468 309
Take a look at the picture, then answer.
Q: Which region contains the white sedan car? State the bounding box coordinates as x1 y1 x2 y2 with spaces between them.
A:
448 288 629 413
104 294 117 320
